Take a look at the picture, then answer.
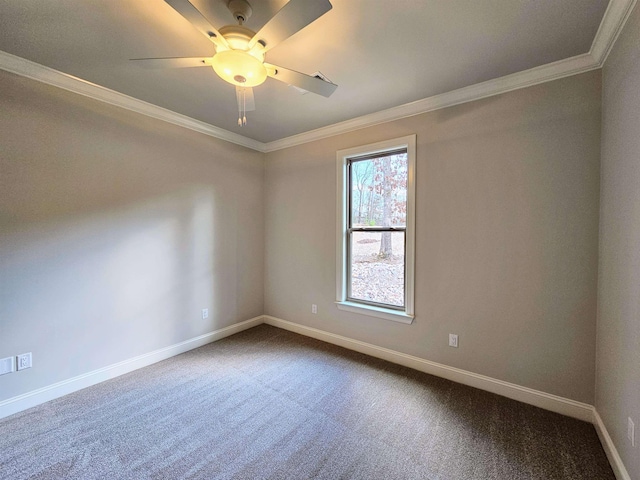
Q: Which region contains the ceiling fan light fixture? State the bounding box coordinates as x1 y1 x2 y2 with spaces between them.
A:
149 0 337 127
211 50 267 87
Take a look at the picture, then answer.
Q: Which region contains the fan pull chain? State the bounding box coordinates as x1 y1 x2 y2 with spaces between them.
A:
243 89 247 126
237 86 242 126
238 87 243 126
237 87 247 127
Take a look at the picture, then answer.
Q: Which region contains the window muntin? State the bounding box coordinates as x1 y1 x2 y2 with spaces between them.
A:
336 135 416 323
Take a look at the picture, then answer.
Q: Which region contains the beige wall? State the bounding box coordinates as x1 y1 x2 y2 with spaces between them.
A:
265 71 602 403
0 71 264 401
597 3 640 478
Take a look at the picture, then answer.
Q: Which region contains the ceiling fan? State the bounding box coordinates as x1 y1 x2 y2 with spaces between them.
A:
133 0 338 126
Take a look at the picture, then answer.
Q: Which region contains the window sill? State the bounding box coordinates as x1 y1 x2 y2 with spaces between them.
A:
335 301 414 324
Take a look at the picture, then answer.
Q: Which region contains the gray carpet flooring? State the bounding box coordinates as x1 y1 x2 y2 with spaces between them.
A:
0 324 614 479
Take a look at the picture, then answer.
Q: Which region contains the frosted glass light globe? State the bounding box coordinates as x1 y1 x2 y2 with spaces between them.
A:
211 50 267 87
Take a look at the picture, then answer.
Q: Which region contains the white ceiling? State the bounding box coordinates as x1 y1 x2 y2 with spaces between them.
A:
0 0 614 145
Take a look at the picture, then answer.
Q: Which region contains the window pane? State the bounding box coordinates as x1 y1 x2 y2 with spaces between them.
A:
350 153 407 228
349 231 404 307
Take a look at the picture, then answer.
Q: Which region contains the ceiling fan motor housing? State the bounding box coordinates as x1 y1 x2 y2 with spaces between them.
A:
218 25 258 51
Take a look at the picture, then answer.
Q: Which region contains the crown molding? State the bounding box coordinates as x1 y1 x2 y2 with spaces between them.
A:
263 52 599 152
0 0 635 154
262 0 636 152
0 50 264 152
590 0 637 66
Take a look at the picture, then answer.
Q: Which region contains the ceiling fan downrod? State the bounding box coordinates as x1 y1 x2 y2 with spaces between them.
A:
228 0 253 26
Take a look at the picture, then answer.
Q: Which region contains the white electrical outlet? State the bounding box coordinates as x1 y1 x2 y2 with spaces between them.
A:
449 334 459 348
16 353 32 371
202 308 209 319
0 356 15 376
629 417 635 447
312 304 318 314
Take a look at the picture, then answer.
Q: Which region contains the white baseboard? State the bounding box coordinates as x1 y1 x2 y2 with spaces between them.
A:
266 317 630 478
263 315 595 423
593 410 632 480
0 315 263 420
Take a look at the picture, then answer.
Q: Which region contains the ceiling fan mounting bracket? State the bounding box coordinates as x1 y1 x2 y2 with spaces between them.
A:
228 0 253 25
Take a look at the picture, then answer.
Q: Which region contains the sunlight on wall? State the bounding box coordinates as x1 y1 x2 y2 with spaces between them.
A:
102 188 217 352
186 190 216 328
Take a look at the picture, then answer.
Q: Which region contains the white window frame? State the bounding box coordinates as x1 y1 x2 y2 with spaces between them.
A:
336 134 416 324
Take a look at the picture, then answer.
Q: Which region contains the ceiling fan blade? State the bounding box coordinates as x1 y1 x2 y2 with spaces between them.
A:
265 63 337 97
236 86 256 112
130 57 212 69
248 0 332 53
164 0 229 50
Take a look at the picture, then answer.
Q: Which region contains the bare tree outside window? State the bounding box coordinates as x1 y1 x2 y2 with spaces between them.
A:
348 152 407 308
351 160 374 224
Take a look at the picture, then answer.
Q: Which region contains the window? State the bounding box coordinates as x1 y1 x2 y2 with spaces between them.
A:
336 135 416 323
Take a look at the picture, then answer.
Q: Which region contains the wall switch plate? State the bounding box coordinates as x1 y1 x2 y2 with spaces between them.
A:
449 334 459 348
17 352 32 371
0 356 15 375
312 304 318 314
629 417 635 447
202 308 209 319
